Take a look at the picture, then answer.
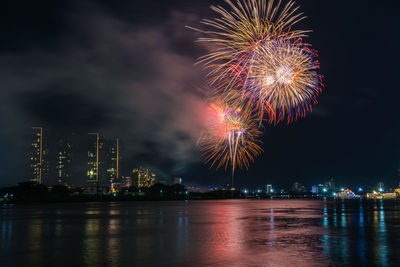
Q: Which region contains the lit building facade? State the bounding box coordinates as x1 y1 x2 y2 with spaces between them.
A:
121 176 131 187
88 134 121 186
337 189 359 199
266 184 273 193
104 138 120 185
132 167 156 188
56 137 72 185
87 133 103 184
311 184 325 194
377 182 385 192
174 177 182 185
30 127 49 184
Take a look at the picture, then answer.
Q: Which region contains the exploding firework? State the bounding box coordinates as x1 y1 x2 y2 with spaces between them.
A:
198 98 263 175
189 0 323 123
189 0 308 88
246 38 323 123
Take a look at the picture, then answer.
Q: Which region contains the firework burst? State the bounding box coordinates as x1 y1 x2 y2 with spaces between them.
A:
189 0 323 123
188 0 308 88
246 38 323 123
199 98 263 175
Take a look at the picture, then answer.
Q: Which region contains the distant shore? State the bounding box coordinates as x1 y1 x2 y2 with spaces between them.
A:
2 181 395 204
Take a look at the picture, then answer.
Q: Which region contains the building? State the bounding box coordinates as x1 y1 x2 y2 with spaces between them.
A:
132 167 156 188
121 176 132 187
377 182 385 192
367 191 397 199
337 189 359 199
366 191 382 199
311 184 325 194
87 133 103 184
266 184 273 193
56 136 73 185
174 177 182 185
104 138 120 186
292 182 305 192
87 134 123 186
324 178 335 191
29 127 49 184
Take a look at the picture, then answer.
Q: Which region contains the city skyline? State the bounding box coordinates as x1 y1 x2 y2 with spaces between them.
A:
0 0 399 189
11 124 400 191
24 126 400 193
26 126 176 188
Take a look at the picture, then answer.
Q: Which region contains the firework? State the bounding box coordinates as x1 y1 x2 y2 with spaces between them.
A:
189 0 323 123
246 38 323 123
189 0 308 88
199 98 263 175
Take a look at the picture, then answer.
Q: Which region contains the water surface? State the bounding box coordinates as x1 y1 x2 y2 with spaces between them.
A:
1 199 400 266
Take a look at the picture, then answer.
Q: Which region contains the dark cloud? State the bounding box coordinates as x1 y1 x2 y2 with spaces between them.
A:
0 0 210 185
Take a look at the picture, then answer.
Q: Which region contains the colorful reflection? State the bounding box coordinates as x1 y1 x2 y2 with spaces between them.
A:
1 200 400 266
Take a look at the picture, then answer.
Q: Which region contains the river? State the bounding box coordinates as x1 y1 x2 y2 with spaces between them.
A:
1 199 399 266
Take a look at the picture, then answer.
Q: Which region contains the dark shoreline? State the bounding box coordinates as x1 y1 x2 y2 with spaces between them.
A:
2 196 394 205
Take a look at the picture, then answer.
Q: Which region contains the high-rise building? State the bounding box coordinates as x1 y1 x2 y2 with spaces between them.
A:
87 133 103 184
29 127 49 184
132 167 156 188
88 134 123 186
104 138 120 185
56 136 72 185
131 168 139 188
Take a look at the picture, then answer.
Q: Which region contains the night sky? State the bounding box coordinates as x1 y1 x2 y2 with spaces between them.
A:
0 0 399 189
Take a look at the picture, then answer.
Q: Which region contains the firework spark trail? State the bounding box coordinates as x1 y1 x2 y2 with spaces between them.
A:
198 98 263 176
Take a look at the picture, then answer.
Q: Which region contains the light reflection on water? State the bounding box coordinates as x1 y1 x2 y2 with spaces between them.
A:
1 200 400 266
28 211 43 267
379 200 388 266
